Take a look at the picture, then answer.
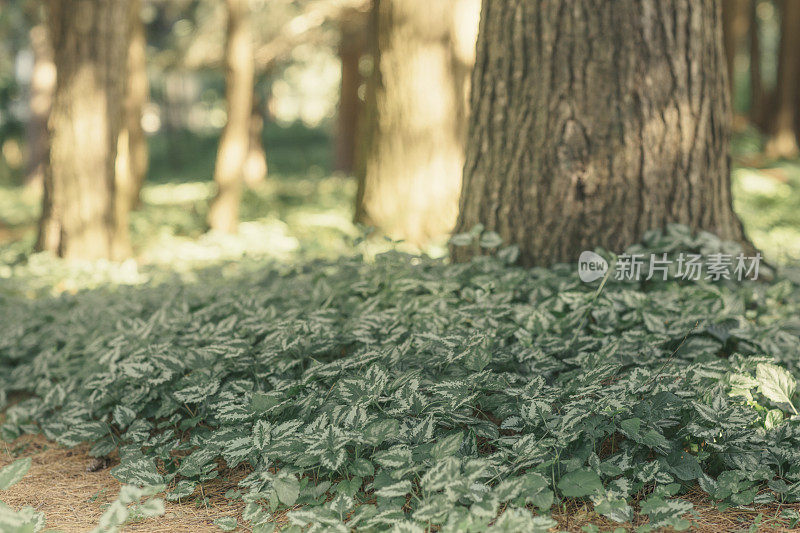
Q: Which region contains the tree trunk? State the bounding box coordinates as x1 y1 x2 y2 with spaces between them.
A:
37 0 129 260
123 0 149 210
334 8 367 174
722 0 749 110
208 0 254 233
748 0 766 128
765 0 800 159
453 0 748 267
243 92 267 188
113 0 149 258
355 0 480 246
24 23 55 190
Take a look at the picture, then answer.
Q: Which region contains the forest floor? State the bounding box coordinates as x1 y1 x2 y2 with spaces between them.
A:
3 434 799 532
1 434 246 532
3 233 800 532
3 130 800 532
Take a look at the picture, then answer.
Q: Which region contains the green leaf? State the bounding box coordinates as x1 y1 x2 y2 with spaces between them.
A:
136 497 166 518
362 418 400 446
558 469 603 498
251 392 284 414
328 493 353 519
756 363 798 413
0 457 31 490
619 418 641 437
252 420 272 450
765 409 784 430
449 233 474 246
112 405 137 429
348 458 374 477
273 477 300 507
214 516 238 531
479 231 503 248
374 480 412 499
430 432 462 460
166 480 196 501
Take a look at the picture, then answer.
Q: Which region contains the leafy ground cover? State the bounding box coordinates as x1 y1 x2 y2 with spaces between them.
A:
2 226 800 531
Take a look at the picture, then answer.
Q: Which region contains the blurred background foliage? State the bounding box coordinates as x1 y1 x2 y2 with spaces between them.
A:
0 0 798 293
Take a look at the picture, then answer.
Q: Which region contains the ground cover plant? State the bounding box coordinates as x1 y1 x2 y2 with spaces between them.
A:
2 225 800 531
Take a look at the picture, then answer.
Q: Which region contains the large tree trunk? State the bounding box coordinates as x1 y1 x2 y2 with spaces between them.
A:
765 0 800 159
113 0 149 258
334 7 367 174
208 0 254 233
453 0 748 267
355 0 480 246
24 23 55 190
37 0 129 260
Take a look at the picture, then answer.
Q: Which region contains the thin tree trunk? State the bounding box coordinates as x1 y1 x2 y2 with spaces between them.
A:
765 0 800 158
335 8 367 173
24 23 55 190
37 0 129 260
113 0 149 258
355 0 480 246
127 0 149 208
453 0 748 267
748 0 766 127
722 0 749 110
208 0 254 233
243 92 267 188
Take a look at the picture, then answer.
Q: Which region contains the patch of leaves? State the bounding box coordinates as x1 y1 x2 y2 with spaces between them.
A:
2 225 800 531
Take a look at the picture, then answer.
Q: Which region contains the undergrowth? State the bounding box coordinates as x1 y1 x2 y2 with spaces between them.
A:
2 225 800 532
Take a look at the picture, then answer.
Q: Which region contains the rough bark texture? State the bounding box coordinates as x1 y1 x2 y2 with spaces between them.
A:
335 7 367 173
453 0 748 267
765 0 800 158
208 0 254 233
113 0 149 258
37 0 129 260
355 0 479 246
24 23 55 189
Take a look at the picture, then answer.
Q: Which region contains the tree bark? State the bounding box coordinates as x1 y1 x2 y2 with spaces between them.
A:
24 23 56 190
748 0 766 128
453 0 748 267
37 0 129 260
355 0 480 246
334 8 367 173
243 92 267 188
722 0 749 107
113 0 149 258
208 0 254 233
765 0 800 159
123 0 149 210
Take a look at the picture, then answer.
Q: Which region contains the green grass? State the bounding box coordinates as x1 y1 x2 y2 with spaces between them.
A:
147 122 333 184
730 127 800 263
2 226 800 532
1 128 799 296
